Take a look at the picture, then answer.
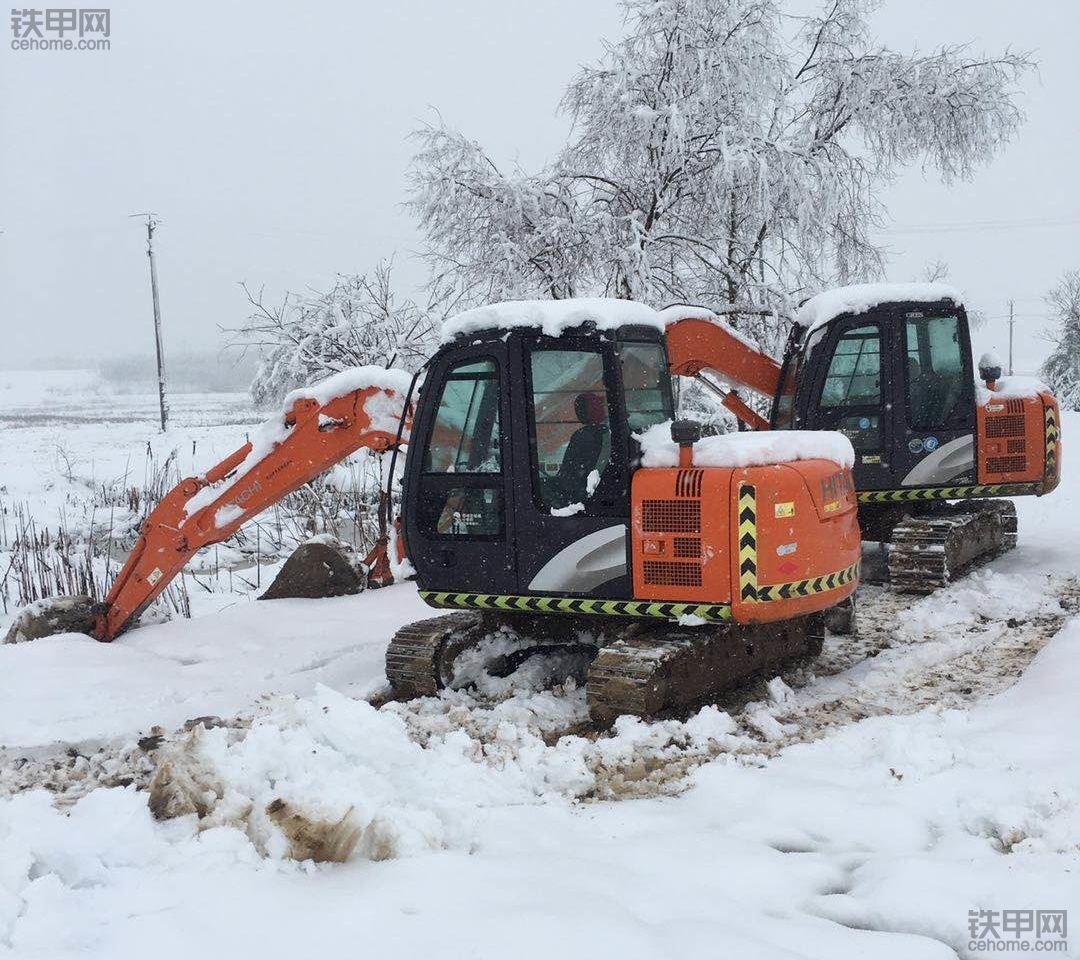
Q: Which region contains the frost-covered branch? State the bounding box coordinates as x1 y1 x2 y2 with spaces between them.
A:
228 260 439 408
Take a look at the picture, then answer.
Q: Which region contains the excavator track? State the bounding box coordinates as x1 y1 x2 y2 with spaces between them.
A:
586 616 822 725
384 612 485 697
888 499 1017 595
386 609 825 725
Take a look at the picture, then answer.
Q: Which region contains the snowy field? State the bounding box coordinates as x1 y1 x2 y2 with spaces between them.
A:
1 372 1078 959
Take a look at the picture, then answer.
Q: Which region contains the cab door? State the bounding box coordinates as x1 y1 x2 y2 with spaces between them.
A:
890 307 978 486
802 317 895 490
401 344 518 593
510 334 635 599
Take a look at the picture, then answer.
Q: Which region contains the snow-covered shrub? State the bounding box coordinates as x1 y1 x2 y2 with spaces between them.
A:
1041 271 1080 410
233 260 438 410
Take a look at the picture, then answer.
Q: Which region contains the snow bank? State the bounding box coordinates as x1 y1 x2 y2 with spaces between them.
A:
139 685 747 864
0 585 436 748
796 283 964 332
440 297 738 344
976 374 1049 404
637 421 855 469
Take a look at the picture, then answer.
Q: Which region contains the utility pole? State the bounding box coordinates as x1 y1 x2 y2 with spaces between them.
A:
1002 302 1010 375
130 213 168 431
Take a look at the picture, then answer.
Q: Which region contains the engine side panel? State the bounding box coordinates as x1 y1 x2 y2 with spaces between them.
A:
729 461 860 624
630 459 860 623
631 466 733 607
976 390 1059 487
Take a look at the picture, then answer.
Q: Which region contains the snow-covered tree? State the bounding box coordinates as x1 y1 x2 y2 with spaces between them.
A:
230 260 450 566
232 260 442 408
410 0 1032 354
1041 270 1080 410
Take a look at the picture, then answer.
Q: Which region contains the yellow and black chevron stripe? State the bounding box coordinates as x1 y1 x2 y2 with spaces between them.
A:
418 590 733 623
755 562 859 603
857 482 1043 504
1045 405 1059 481
737 483 758 602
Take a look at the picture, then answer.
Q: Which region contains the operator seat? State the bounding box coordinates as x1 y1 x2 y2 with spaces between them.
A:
555 392 607 502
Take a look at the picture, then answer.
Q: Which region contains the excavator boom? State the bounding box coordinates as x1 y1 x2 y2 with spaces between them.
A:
665 315 783 430
95 372 411 641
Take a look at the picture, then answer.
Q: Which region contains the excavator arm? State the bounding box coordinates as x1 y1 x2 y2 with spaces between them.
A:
94 373 411 641
665 315 784 430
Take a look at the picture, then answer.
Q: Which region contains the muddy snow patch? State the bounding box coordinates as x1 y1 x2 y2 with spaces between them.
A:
140 684 754 863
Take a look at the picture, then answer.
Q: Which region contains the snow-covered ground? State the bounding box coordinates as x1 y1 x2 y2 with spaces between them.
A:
1 373 1078 959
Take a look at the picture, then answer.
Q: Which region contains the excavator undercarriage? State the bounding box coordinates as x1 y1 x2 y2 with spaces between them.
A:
887 499 1017 594
860 498 1019 595
385 609 823 725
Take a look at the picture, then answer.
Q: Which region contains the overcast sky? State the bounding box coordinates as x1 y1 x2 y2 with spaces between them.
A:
2 0 1077 373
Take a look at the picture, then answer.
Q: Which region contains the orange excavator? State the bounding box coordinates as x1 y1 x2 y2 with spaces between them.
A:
48 300 860 722
43 289 1058 720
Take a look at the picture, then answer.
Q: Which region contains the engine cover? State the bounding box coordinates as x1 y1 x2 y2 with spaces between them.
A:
631 459 861 624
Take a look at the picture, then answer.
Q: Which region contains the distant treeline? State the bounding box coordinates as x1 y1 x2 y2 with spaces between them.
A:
98 350 261 394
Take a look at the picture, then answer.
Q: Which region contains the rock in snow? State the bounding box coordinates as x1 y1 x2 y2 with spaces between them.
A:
258 538 365 601
2 594 98 644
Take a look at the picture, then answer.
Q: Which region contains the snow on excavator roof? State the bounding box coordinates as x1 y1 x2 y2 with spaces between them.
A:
796 283 964 333
440 297 717 344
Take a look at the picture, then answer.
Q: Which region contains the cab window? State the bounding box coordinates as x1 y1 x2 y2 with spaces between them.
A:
418 358 503 539
904 313 964 429
617 341 674 433
822 325 881 406
422 359 500 473
529 348 614 509
817 323 882 452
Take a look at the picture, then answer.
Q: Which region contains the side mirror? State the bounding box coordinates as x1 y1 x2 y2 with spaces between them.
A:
978 361 1002 387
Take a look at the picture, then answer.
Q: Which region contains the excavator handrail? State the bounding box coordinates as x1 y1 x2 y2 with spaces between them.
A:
94 376 411 641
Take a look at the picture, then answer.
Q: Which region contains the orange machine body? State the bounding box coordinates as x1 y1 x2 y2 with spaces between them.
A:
976 389 1061 491
631 459 860 624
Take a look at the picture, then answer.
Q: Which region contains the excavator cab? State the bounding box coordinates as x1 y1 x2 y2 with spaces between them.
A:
391 309 861 719
772 285 1061 590
401 324 675 599
774 295 980 491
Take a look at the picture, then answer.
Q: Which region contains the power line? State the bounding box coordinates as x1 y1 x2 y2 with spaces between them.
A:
881 214 1080 235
